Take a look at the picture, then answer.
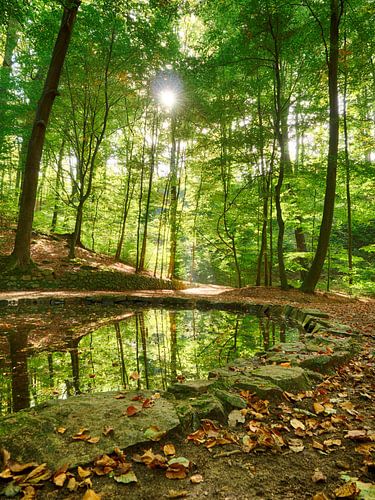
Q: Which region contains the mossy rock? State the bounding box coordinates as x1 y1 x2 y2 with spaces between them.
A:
252 366 311 392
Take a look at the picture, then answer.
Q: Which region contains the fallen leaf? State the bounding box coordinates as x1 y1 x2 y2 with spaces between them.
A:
190 473 204 484
164 444 176 456
82 489 101 500
66 477 78 491
23 463 52 484
312 493 329 500
87 437 100 444
279 362 291 367
56 427 67 434
130 371 140 381
77 466 92 479
1 481 21 497
102 426 114 437
144 426 166 441
52 464 69 487
290 418 306 431
228 409 246 427
125 405 139 417
142 398 154 408
288 438 304 453
20 485 36 499
167 490 189 498
313 402 325 415
334 482 360 498
324 438 342 447
166 463 188 480
312 469 327 483
113 470 138 484
344 430 368 441
8 461 38 473
312 440 325 451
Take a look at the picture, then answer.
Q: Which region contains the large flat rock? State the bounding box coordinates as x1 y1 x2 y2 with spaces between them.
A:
252 366 311 391
0 391 180 469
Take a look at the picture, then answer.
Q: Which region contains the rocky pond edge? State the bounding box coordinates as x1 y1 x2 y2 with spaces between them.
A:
0 292 360 469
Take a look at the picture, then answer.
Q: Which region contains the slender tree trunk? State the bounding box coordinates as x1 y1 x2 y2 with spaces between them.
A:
269 15 288 290
10 2 80 270
301 0 342 293
139 113 158 272
51 137 65 232
343 38 353 286
168 113 178 279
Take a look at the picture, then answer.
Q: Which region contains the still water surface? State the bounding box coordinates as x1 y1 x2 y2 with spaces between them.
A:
0 308 299 414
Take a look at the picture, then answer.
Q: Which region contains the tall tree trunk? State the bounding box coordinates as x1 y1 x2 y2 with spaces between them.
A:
139 113 158 272
168 113 178 279
10 1 80 270
301 0 342 293
343 35 353 286
269 14 288 290
51 137 66 232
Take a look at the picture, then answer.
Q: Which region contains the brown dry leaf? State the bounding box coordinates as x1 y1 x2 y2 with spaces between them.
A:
102 426 114 437
312 492 329 500
324 438 341 447
166 463 188 480
142 398 154 409
53 471 67 487
130 371 140 381
1 448 10 465
93 466 113 476
288 438 304 453
139 449 167 469
56 427 67 434
167 490 189 498
87 437 100 444
290 418 306 431
52 464 69 487
344 430 368 441
131 395 144 401
125 405 139 417
9 461 39 473
114 393 126 399
0 468 12 479
95 455 116 468
152 392 161 399
21 485 36 499
23 463 52 484
67 476 78 491
190 474 204 484
77 466 92 479
334 482 360 498
355 443 375 456
164 444 176 456
312 440 325 451
312 469 327 483
72 430 91 441
314 402 325 415
82 489 101 500
279 362 291 368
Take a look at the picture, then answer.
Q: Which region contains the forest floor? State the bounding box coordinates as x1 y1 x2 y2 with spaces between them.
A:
0 230 374 499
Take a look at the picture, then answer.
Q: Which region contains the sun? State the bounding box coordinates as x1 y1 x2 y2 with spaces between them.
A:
159 89 177 110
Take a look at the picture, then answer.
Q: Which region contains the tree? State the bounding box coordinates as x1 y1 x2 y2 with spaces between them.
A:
301 0 344 293
6 0 80 270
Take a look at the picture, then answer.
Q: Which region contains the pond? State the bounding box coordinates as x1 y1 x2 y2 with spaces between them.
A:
0 306 300 414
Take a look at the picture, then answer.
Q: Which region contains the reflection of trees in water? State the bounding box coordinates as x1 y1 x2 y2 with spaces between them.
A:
114 322 128 389
8 327 30 411
1 309 298 413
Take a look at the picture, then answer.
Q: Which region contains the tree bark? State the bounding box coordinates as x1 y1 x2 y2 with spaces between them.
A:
10 1 80 269
301 0 342 293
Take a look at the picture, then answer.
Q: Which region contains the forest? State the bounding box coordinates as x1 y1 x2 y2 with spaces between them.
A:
0 0 374 294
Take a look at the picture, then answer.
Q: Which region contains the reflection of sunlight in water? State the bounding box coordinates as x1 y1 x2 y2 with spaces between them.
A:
0 308 300 414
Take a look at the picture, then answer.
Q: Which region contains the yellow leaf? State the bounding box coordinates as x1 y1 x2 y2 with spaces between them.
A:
164 444 176 456
77 466 92 479
83 489 101 500
290 418 305 431
313 402 325 415
334 482 360 498
190 473 204 484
